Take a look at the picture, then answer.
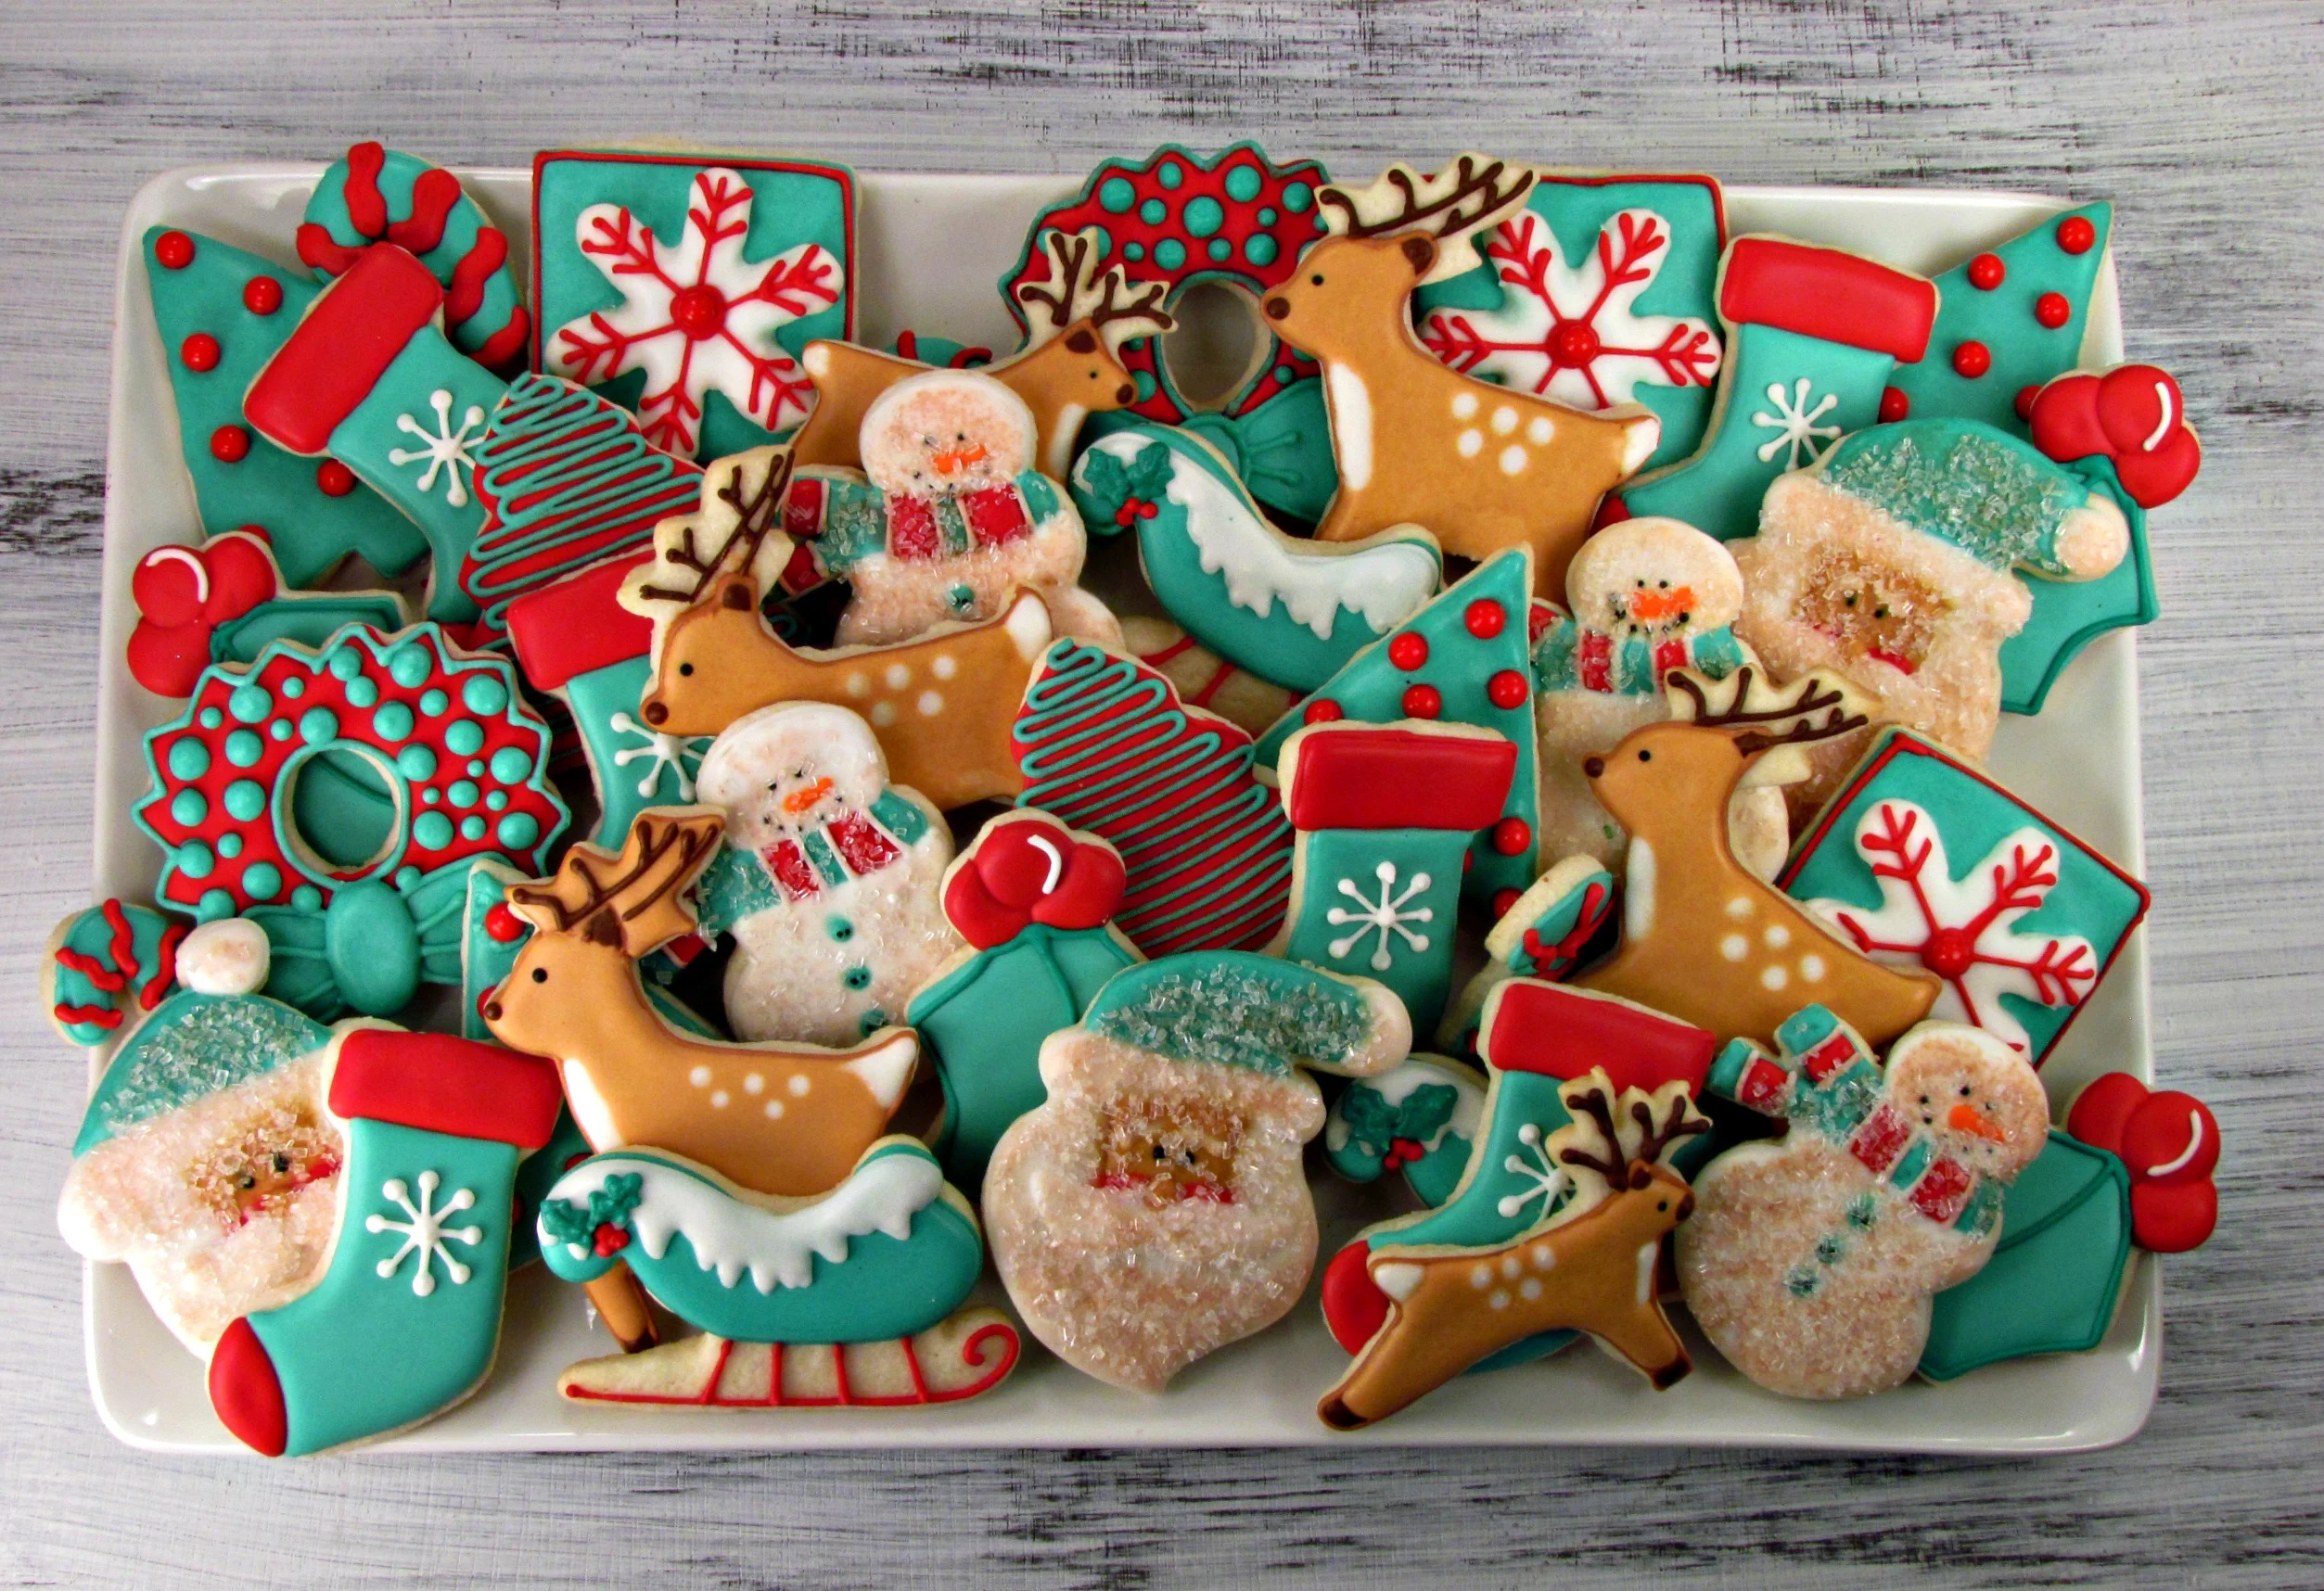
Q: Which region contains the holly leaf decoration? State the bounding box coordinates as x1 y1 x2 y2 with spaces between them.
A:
590 1172 644 1230
1340 1079 1460 1156
1074 441 1175 536
538 1195 594 1250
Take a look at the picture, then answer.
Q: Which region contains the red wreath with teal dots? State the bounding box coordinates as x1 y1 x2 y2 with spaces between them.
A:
135 624 568 920
1000 143 1332 423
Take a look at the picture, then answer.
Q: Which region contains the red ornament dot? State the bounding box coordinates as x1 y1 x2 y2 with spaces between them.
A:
243 275 284 315
1491 887 1522 920
1487 668 1528 709
1400 683 1442 719
2056 216 2097 255
484 903 527 942
154 231 195 270
1490 816 1532 856
1549 322 1602 366
669 284 729 339
1966 252 2007 290
315 460 357 497
210 424 252 463
1922 926 1977 979
1878 386 1909 424
179 333 221 373
1951 340 1992 378
2013 384 2042 422
2034 291 2071 329
235 523 272 546
1301 698 1344 725
1387 632 1430 670
1463 598 1506 639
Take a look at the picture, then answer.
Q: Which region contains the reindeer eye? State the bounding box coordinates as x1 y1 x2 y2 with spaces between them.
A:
530 968 548 984
1844 592 1858 606
1637 749 1652 763
678 662 694 676
1873 605 1891 619
1310 273 1324 286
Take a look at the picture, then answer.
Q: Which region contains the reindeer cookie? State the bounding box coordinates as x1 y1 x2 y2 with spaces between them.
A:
1681 1010 2049 1399
785 369 1121 648
1260 154 1660 596
693 702 962 1049
1529 515 1787 878
984 952 1410 1394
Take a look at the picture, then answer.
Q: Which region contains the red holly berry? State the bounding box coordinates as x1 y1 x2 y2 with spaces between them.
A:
2056 215 2097 255
1302 698 1344 725
210 425 251 463
154 230 195 270
180 333 221 372
1878 386 1909 424
1951 341 1992 378
2034 291 2071 329
315 461 357 497
592 1223 632 1257
1115 498 1157 528
1385 1137 1424 1170
1491 816 1531 856
484 903 526 942
1967 253 2007 290
1388 632 1429 670
1463 598 1506 639
243 275 284 315
1400 683 1441 719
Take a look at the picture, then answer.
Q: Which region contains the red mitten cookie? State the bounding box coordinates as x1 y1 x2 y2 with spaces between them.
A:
127 532 280 695
2029 364 2202 508
2067 1071 2220 1252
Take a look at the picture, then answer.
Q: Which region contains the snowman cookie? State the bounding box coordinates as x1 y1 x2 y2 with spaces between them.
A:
784 369 1121 648
693 701 961 1047
1679 1009 2049 1399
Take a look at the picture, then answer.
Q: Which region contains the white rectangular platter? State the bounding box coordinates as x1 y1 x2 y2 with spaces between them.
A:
89 163 2153 1453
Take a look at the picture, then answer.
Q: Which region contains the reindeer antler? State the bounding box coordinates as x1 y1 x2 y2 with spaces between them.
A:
1014 227 1175 353
632 449 796 609
1553 1076 1629 1187
1627 1085 1711 1169
506 808 724 953
1316 153 1538 280
1666 665 1871 758
1548 1073 1708 1213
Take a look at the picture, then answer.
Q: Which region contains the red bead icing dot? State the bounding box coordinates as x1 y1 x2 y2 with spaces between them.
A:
484 903 526 942
1301 698 1344 725
1463 598 1506 639
1487 668 1529 709
1490 816 1531 856
2034 291 2071 329
1491 887 1522 920
154 231 195 270
2013 384 2042 422
315 460 357 498
179 333 221 373
243 275 284 315
1951 341 1992 378
1387 632 1430 670
210 424 252 463
2056 216 2097 255
1400 683 1442 719
669 284 728 339
1878 386 1909 424
1966 252 2006 291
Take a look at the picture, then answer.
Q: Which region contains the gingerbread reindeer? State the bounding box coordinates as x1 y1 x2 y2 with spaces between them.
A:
483 809 920 1199
1572 668 1941 1049
1260 155 1661 596
789 228 1174 480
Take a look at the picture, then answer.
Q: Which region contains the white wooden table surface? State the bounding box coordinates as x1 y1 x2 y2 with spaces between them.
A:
3 4 2318 1586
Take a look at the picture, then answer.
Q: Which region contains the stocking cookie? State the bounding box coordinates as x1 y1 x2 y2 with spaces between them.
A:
128 531 405 699
984 951 1409 1393
1680 1012 2048 1399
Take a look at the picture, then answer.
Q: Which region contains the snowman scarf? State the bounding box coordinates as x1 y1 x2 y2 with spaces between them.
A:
787 471 1067 571
1532 613 1746 696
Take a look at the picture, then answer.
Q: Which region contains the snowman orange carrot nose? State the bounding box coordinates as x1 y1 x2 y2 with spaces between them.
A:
932 441 990 476
1627 584 1696 622
1947 1101 2008 1141
781 777 836 815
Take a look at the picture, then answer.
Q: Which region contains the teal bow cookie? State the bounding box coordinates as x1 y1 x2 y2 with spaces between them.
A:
249 859 484 1018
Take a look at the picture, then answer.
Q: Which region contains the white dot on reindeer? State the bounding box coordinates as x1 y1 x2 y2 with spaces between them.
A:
1720 934 1748 961
1491 405 1519 435
763 1099 785 1119
917 691 943 717
1457 428 1483 458
844 672 870 699
1801 955 1826 981
884 664 911 690
1761 965 1790 992
870 702 898 727
1488 1290 1510 1310
1764 925 1791 948
788 1074 811 1097
1527 416 1554 444
709 1089 729 1109
1727 897 1754 918
1451 391 1479 421
1471 1263 1493 1289
688 1065 711 1088
932 655 957 680
1501 1254 1522 1279
1499 445 1526 476
744 1073 764 1094
1519 1277 1542 1300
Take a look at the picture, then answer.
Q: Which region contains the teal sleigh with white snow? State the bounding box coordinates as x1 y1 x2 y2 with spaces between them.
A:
535 1137 1020 1408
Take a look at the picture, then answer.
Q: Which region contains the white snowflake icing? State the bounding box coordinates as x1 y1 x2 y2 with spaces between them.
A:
365 1169 482 1297
608 711 709 799
1419 209 1721 409
1494 1120 1571 1223
1803 798 2099 1054
552 168 842 456
1752 377 1844 468
387 388 486 507
1326 860 1433 971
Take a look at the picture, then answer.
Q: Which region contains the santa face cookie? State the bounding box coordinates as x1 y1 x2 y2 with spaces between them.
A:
1681 1012 2049 1399
694 701 961 1046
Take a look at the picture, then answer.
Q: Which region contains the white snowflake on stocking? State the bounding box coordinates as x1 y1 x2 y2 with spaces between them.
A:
1327 860 1434 972
365 1170 482 1297
608 711 708 799
1419 209 1721 409
388 388 486 507
1494 1120 1571 1223
1752 377 1843 468
553 168 842 457
1803 798 2098 1054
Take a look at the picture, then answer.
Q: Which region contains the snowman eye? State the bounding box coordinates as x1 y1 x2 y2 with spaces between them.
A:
1959 1085 1972 1096
955 432 966 442
1874 605 1891 619
1844 592 1859 607
1658 579 1669 588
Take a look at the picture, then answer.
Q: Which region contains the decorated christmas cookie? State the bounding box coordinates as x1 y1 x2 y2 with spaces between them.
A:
1781 729 2150 1066
142 227 427 587
785 369 1119 648
1070 422 1440 693
1263 154 1661 595
1325 1053 1487 1206
45 899 185 1046
1271 719 1519 1035
298 141 531 372
127 531 405 699
1734 418 2132 804
907 811 1143 1191
57 919 341 1352
1253 549 1540 917
793 227 1172 481
482 808 923 1199
984 951 1409 1393
1437 855 1617 1056
1608 235 1939 541
1001 144 1340 520
1320 1065 1708 1429
247 854 481 1020
1012 638 1295 957
204 1025 563 1455
1418 173 1726 471
691 701 961 1048
1119 616 1299 737
534 151 853 459
1680 1012 2049 1399
134 622 566 921
1568 667 1942 1050
536 1137 1015 1411
2065 1072 2220 1253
